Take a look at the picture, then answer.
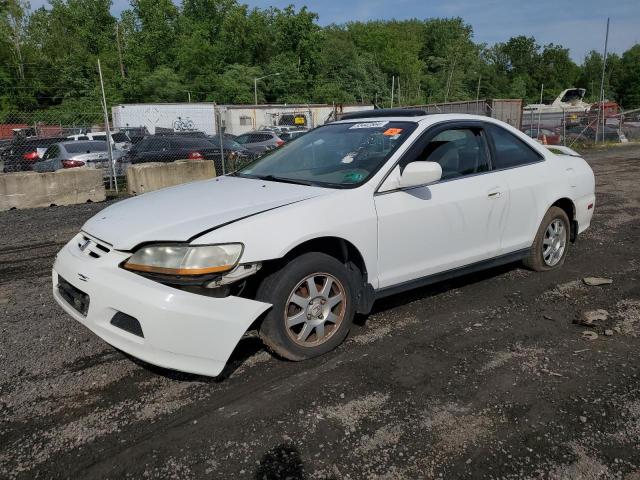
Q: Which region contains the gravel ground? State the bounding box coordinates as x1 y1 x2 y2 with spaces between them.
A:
1 144 639 479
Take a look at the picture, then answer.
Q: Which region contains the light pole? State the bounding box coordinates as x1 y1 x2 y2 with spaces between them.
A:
254 72 281 105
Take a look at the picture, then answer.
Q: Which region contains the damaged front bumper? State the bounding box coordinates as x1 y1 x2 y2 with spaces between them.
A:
52 234 271 377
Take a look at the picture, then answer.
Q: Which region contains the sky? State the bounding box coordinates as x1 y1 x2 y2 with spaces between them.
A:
29 0 640 62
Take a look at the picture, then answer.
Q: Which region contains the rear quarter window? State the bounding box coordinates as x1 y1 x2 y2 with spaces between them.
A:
489 125 543 169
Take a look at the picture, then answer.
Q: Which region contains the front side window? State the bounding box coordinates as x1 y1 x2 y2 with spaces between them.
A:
410 128 490 181
237 121 417 188
111 132 129 142
489 125 542 169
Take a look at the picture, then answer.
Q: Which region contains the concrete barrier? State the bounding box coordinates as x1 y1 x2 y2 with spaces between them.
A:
126 160 216 195
0 169 105 212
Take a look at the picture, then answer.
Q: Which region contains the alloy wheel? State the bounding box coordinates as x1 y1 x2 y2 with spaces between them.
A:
284 273 346 347
542 219 567 266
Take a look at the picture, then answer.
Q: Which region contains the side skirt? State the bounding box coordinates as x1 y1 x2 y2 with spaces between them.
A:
374 248 530 300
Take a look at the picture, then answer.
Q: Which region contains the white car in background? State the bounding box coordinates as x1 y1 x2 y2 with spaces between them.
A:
52 110 595 377
67 131 132 151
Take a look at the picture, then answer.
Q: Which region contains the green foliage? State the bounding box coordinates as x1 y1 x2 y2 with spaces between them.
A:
1 0 639 116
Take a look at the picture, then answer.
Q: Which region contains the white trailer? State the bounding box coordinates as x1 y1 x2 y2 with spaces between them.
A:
111 103 217 135
111 103 375 137
216 104 374 136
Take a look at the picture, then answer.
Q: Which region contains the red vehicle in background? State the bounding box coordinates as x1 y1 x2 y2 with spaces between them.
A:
522 128 561 145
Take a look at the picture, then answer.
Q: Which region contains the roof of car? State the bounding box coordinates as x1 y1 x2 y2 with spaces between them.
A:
334 112 496 125
58 140 107 147
340 108 428 120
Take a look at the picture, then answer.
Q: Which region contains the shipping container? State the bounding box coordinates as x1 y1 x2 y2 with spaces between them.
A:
111 103 217 135
405 99 523 129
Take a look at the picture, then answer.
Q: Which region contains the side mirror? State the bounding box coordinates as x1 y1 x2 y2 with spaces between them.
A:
398 161 442 188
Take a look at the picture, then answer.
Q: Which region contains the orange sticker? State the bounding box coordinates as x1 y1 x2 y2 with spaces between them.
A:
383 128 403 136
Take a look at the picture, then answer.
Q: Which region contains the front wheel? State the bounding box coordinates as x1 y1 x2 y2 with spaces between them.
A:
524 206 570 271
257 252 355 361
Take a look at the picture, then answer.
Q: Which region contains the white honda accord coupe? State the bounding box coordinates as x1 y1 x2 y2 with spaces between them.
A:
52 110 595 376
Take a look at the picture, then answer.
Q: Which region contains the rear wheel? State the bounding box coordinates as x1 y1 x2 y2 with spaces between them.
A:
524 206 570 271
257 252 355 361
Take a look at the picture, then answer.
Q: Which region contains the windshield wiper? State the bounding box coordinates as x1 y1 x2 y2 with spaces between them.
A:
255 175 315 186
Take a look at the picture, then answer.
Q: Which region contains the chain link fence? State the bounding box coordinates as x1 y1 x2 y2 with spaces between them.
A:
2 101 635 198
520 106 630 147
0 105 277 193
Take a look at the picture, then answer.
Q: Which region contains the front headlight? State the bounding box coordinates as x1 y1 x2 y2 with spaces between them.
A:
123 243 243 276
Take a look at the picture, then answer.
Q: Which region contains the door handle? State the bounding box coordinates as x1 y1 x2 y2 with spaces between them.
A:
487 190 502 199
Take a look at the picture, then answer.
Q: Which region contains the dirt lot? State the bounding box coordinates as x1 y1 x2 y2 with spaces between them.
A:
1 144 639 479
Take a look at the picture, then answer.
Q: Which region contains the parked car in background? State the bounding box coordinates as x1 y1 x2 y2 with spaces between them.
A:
119 135 237 175
234 130 284 155
0 139 11 172
118 127 149 145
206 134 257 171
279 130 309 143
67 131 132 151
2 136 68 172
35 140 125 174
52 111 595 377
523 128 561 145
565 125 619 142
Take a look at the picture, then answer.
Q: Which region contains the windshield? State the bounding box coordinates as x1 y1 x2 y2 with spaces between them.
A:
236 121 416 187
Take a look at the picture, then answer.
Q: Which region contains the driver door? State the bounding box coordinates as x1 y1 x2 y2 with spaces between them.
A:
374 123 508 289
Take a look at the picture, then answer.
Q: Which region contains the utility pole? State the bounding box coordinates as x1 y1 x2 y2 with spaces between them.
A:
390 76 395 108
115 22 125 79
597 18 610 143
476 75 482 114
444 56 457 103
98 59 118 193
537 83 544 139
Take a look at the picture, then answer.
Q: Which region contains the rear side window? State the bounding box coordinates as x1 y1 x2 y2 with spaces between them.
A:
489 125 542 169
42 145 59 159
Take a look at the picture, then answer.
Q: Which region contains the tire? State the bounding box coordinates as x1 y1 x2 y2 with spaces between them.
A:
257 252 356 361
524 206 570 271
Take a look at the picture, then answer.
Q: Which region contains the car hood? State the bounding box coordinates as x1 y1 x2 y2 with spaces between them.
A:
83 176 330 250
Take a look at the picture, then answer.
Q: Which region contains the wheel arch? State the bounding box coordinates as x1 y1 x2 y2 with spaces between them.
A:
550 197 578 242
262 236 375 314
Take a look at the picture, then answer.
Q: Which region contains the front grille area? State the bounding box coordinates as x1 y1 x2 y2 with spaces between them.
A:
77 233 111 259
110 312 144 338
58 276 90 316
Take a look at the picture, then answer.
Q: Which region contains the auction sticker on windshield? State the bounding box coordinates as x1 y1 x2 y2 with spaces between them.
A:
349 121 389 129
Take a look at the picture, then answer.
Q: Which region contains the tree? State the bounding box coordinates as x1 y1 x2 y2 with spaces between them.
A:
0 0 28 81
616 45 640 109
0 0 637 114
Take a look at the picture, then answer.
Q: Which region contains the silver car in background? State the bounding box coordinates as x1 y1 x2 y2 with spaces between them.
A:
35 140 125 175
233 130 285 155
